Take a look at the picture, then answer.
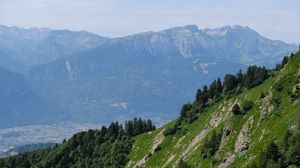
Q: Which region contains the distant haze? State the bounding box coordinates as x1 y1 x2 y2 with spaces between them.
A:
0 0 299 44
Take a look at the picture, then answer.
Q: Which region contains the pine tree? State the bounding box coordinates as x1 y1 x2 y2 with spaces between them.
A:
146 119 155 131
281 56 289 67
236 69 244 85
180 104 189 119
208 80 217 100
216 78 223 93
196 88 202 104
223 74 237 93
202 85 209 104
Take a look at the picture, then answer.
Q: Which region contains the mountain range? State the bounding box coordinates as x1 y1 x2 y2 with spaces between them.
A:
0 25 297 128
0 25 107 70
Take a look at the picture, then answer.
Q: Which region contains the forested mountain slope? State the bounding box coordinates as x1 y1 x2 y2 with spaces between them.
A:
1 50 300 167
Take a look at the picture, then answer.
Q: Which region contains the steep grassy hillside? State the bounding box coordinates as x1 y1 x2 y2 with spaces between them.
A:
127 51 300 168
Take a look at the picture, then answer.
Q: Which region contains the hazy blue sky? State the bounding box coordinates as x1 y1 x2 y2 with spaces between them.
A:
1 0 299 43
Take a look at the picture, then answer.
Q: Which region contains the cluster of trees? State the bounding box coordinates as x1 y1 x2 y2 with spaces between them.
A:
124 118 156 136
0 118 155 168
201 130 222 159
199 65 268 107
196 78 223 106
179 65 269 122
275 55 290 71
251 128 300 168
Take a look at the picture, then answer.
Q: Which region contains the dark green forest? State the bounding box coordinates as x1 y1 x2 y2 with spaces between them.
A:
0 118 155 168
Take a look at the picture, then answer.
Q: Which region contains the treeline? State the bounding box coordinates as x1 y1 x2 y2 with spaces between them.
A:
124 118 156 136
197 65 268 104
0 118 155 168
164 55 292 139
194 53 293 114
180 65 269 122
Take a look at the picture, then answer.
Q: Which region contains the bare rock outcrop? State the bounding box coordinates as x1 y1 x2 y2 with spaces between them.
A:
132 129 165 168
235 116 253 154
259 89 274 121
217 153 236 168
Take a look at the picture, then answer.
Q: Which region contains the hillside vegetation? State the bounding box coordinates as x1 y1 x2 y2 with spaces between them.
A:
1 50 300 168
127 51 300 168
0 118 155 168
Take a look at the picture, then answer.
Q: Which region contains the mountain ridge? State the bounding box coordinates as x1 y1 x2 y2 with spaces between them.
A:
0 24 297 128
25 25 297 126
0 25 108 67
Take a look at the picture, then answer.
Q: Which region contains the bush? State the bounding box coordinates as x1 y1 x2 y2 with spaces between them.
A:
201 130 222 159
177 159 192 168
146 152 152 159
163 126 177 136
271 94 281 109
186 111 198 124
154 145 162 153
255 129 300 167
260 92 266 99
241 100 254 113
232 104 241 115
258 142 283 168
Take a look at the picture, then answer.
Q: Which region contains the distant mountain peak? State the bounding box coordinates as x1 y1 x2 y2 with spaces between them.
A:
160 25 199 33
203 24 259 37
0 25 108 66
182 25 199 32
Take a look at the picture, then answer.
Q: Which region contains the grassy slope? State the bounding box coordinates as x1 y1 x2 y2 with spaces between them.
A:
127 51 300 168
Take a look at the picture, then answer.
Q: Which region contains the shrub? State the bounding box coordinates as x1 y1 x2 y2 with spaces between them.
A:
232 104 241 115
146 152 152 159
178 159 192 168
258 142 283 168
241 100 254 113
186 111 198 124
163 126 177 136
154 145 162 153
260 92 266 99
271 94 281 109
201 130 222 159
